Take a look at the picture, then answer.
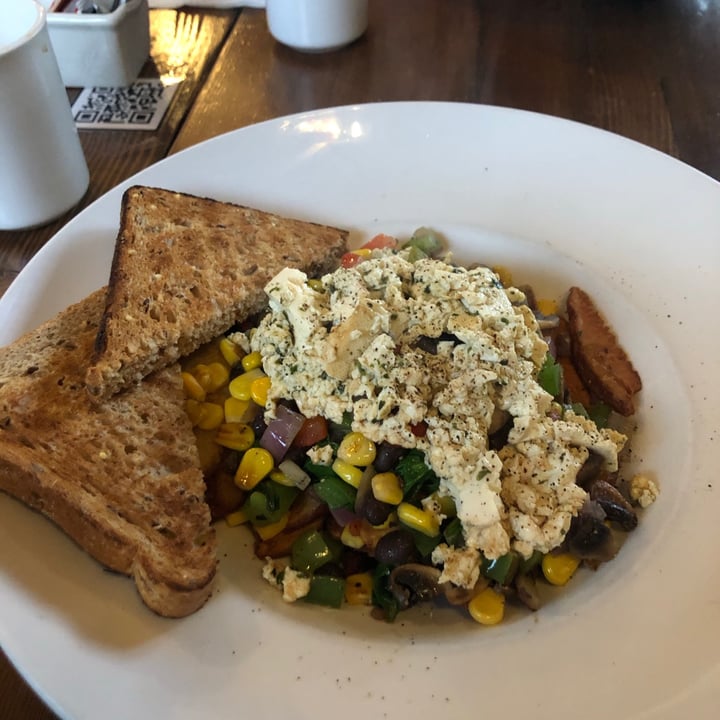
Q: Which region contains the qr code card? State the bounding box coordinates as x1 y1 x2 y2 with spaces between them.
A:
72 80 178 131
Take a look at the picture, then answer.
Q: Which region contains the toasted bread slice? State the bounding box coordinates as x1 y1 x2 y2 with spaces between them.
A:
0 289 217 618
86 186 349 399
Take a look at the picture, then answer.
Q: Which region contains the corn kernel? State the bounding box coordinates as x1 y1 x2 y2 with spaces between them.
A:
254 513 289 540
225 509 249 527
340 524 365 549
250 375 271 407
425 491 456 517
241 351 263 372
371 472 404 505
193 364 212 391
344 572 373 605
224 397 254 424
193 362 230 393
397 502 440 537
215 422 254 451
468 587 505 625
492 265 512 287
541 552 580 586
332 459 364 488
354 248 372 258
269 468 296 487
196 402 225 431
219 337 244 367
337 432 376 466
536 298 559 316
185 398 203 425
235 447 274 490
182 371 206 402
372 511 397 530
229 367 266 401
306 278 324 292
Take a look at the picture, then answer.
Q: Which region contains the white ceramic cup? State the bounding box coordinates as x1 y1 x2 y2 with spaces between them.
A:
266 0 368 52
0 0 89 230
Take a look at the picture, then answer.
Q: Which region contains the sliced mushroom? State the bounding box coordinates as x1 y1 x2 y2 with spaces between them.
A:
589 480 638 531
565 510 617 563
575 451 606 489
488 411 513 450
514 573 541 611
388 564 443 609
440 576 489 606
536 314 561 331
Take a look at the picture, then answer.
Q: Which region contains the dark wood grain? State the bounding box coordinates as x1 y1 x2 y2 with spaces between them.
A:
0 8 238 720
173 0 720 181
0 7 238 298
2 1 720 718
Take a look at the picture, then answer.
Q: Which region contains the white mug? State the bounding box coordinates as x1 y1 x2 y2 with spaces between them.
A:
266 0 368 53
0 0 89 230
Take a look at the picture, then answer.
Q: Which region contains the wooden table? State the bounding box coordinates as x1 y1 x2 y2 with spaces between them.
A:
1 1 718 717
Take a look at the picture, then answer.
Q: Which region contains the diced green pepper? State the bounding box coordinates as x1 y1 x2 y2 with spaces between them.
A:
482 551 520 585
570 402 590 419
242 480 298 526
568 401 611 429
538 354 563 398
304 461 341 481
407 527 442 558
404 245 429 263
402 227 444 257
291 529 341 574
302 575 345 608
588 403 611 429
396 449 439 502
442 517 464 547
312 474 357 509
517 549 542 574
371 563 400 622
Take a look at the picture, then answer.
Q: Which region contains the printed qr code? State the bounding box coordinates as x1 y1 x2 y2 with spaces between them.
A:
71 79 178 131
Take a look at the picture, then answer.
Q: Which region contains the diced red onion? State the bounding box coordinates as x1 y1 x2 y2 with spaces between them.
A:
329 506 358 528
278 459 312 490
353 465 376 515
260 405 306 462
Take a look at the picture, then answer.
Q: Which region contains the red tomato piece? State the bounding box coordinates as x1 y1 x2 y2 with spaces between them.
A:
361 234 397 250
410 421 428 438
293 416 329 447
341 252 363 268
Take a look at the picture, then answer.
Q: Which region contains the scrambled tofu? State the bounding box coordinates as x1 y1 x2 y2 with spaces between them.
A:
252 250 627 580
262 559 311 602
629 473 660 508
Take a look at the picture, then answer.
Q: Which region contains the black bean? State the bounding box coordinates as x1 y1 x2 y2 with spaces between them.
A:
374 441 407 473
342 549 374 577
360 495 393 526
250 412 267 439
374 529 418 566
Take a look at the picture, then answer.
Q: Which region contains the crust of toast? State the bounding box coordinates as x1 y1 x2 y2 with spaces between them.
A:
86 186 349 399
0 289 217 618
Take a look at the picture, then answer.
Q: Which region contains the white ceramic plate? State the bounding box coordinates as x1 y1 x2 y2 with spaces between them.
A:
1 103 718 720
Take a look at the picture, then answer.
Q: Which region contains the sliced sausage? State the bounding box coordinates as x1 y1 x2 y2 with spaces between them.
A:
566 287 642 416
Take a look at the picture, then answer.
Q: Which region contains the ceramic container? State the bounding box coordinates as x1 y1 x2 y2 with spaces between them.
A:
47 0 150 87
266 0 368 52
0 0 89 230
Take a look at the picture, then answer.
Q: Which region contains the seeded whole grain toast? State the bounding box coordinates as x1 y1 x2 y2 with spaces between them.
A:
0 289 217 618
86 186 350 400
